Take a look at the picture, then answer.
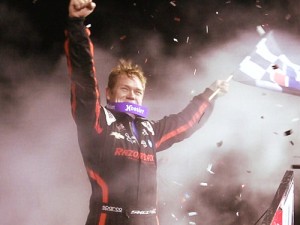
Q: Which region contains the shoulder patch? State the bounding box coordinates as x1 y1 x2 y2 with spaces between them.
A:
141 121 155 135
103 107 116 126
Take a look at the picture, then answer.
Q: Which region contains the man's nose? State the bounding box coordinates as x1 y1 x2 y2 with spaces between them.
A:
127 90 135 100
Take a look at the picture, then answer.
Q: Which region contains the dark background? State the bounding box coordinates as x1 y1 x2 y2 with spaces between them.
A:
1 0 300 76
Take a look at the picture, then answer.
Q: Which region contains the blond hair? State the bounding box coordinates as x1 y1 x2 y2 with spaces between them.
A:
108 59 147 90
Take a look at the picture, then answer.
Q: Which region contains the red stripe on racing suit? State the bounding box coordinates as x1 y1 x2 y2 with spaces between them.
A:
64 17 102 134
87 168 109 225
155 102 209 150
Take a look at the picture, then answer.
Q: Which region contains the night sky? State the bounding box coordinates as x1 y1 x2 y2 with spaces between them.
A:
1 0 300 225
2 0 300 73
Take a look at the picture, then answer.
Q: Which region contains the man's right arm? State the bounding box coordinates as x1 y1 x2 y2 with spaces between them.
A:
65 0 103 133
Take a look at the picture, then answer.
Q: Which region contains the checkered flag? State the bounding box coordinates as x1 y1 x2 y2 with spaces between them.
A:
234 32 300 96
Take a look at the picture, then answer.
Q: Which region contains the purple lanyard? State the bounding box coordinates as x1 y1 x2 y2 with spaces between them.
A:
106 102 149 118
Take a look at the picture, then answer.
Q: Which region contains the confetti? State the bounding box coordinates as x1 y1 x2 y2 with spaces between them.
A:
256 25 266 36
174 17 181 22
200 182 208 186
188 212 198 216
186 36 190 43
193 69 196 75
173 38 178 42
285 14 291 20
216 140 223 147
171 213 178 220
170 1 176 7
120 35 127 40
205 25 209 33
207 163 215 174
284 129 293 136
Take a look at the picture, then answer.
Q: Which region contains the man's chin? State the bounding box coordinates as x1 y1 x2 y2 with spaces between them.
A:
124 101 141 105
110 100 141 106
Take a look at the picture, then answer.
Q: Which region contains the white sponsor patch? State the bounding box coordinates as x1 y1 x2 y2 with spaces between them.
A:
110 132 124 139
103 107 116 125
102 205 123 213
141 121 154 135
130 208 156 215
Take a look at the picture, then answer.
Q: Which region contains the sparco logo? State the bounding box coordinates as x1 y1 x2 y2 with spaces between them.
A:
102 205 123 213
125 104 144 114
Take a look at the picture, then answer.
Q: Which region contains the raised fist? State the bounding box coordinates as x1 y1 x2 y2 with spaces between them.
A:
69 0 96 18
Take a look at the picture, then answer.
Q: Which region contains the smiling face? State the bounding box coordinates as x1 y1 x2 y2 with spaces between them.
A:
106 73 145 105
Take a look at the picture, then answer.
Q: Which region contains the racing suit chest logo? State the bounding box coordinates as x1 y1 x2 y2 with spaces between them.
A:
114 147 154 162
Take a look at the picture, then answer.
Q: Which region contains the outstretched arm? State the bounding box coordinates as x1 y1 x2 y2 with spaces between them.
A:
153 78 230 151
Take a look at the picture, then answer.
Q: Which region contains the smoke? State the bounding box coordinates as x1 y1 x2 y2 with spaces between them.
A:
1 1 300 225
151 30 300 224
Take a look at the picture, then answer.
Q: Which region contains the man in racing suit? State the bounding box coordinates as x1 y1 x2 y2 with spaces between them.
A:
65 0 229 225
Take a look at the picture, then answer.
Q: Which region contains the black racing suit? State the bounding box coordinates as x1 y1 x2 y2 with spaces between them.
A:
64 18 215 225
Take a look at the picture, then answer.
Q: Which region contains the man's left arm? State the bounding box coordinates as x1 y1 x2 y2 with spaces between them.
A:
153 80 229 152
